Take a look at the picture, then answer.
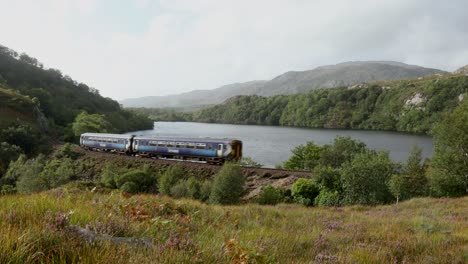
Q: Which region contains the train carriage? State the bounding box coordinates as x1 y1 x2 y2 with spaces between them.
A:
133 136 242 163
80 133 133 154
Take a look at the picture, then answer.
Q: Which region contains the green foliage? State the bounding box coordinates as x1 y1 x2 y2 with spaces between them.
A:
159 166 185 196
186 177 201 200
291 178 320 206
0 44 153 138
239 156 263 168
341 151 395 205
100 163 120 189
319 137 367 168
257 185 284 205
314 190 341 207
428 100 468 197
312 165 342 192
199 180 213 202
54 143 82 160
0 123 49 156
392 146 428 201
39 158 76 189
115 168 155 194
170 180 189 198
283 142 324 170
188 75 468 134
72 111 113 136
0 184 15 195
14 154 47 193
209 163 245 205
0 142 22 176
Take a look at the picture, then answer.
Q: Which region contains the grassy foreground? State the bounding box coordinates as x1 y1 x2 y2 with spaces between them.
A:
0 184 466 263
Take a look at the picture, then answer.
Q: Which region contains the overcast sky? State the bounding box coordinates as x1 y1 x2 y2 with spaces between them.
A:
1 0 467 100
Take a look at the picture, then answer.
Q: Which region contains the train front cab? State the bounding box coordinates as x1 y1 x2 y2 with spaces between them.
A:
230 140 243 161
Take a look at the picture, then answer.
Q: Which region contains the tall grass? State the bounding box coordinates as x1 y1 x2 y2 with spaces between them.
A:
0 185 466 263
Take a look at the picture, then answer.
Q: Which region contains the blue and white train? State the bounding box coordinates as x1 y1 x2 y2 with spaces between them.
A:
79 133 243 164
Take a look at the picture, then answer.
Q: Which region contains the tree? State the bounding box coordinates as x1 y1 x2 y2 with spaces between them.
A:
341 151 395 205
283 142 324 171
428 100 468 197
15 155 47 193
159 166 185 196
0 142 22 176
209 163 245 205
72 111 113 136
291 178 320 206
319 136 367 168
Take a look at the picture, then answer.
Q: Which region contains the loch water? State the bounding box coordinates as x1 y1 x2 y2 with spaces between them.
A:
130 122 434 168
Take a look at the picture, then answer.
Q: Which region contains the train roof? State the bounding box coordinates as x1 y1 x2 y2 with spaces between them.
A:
134 136 240 144
81 133 134 139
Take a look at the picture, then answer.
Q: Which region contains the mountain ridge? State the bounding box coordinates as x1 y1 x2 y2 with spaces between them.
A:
121 61 447 108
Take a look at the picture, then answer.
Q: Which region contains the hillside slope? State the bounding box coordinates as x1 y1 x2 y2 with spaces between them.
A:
121 61 446 108
0 44 153 135
191 73 468 134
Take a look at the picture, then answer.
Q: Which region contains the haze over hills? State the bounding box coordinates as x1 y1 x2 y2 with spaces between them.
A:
121 61 447 108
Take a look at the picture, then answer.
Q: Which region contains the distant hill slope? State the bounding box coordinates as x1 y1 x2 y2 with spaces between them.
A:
121 61 446 108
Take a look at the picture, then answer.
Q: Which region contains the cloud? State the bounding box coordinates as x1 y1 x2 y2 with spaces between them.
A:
1 0 467 100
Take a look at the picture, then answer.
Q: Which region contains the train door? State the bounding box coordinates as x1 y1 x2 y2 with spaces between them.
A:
217 144 223 157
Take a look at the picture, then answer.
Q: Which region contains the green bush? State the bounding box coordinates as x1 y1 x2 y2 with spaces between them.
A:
314 190 341 207
428 100 468 197
15 154 47 193
158 166 185 195
39 158 76 189
0 184 15 195
209 163 245 205
115 168 155 194
291 178 320 206
283 142 324 171
341 151 395 205
200 180 213 202
186 177 201 199
170 180 189 198
100 163 119 188
239 157 263 168
257 185 284 205
0 142 22 176
54 143 81 160
312 165 342 192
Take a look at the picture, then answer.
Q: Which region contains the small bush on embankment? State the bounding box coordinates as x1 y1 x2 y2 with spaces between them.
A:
209 163 245 205
0 188 466 263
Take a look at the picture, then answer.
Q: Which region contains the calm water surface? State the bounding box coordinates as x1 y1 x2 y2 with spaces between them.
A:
131 122 434 168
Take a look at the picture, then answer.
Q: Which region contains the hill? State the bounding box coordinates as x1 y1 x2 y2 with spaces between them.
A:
0 86 44 131
0 188 466 263
188 73 468 134
0 44 153 137
121 61 446 108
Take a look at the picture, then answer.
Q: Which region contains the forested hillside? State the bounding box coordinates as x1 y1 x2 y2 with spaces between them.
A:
0 44 153 138
190 74 467 134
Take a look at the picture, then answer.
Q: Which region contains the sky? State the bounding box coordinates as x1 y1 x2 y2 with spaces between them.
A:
1 0 468 100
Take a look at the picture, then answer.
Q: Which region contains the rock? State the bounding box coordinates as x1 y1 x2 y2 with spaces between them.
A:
459 94 465 102
454 65 468 74
405 93 425 106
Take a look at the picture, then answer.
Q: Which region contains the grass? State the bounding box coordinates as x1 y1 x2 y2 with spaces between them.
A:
0 184 466 263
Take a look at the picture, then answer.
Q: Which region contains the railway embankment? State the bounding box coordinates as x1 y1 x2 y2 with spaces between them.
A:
76 148 310 200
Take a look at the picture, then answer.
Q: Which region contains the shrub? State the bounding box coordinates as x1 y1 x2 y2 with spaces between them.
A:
319 136 367 168
159 166 185 195
312 165 342 192
291 178 320 206
257 185 284 205
341 151 395 205
239 157 263 168
283 142 324 171
209 163 245 205
15 154 47 193
100 163 119 188
39 158 76 189
0 142 22 176
0 184 16 195
170 180 189 198
314 190 341 207
186 177 201 199
54 143 81 160
428 100 468 197
115 168 155 194
200 180 213 202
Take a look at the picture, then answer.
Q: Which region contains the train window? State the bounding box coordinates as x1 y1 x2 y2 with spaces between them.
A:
218 144 223 151
167 142 175 147
149 141 158 146
176 142 185 148
196 143 206 149
187 143 195 149
207 144 213 150
157 141 166 147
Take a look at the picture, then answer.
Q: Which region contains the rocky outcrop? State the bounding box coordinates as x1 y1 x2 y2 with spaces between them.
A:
454 65 468 75
405 93 425 107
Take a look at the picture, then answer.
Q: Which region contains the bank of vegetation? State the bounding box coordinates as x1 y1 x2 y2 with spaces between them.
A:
132 73 468 135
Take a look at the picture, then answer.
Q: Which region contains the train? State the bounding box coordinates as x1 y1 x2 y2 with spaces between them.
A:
79 133 243 164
